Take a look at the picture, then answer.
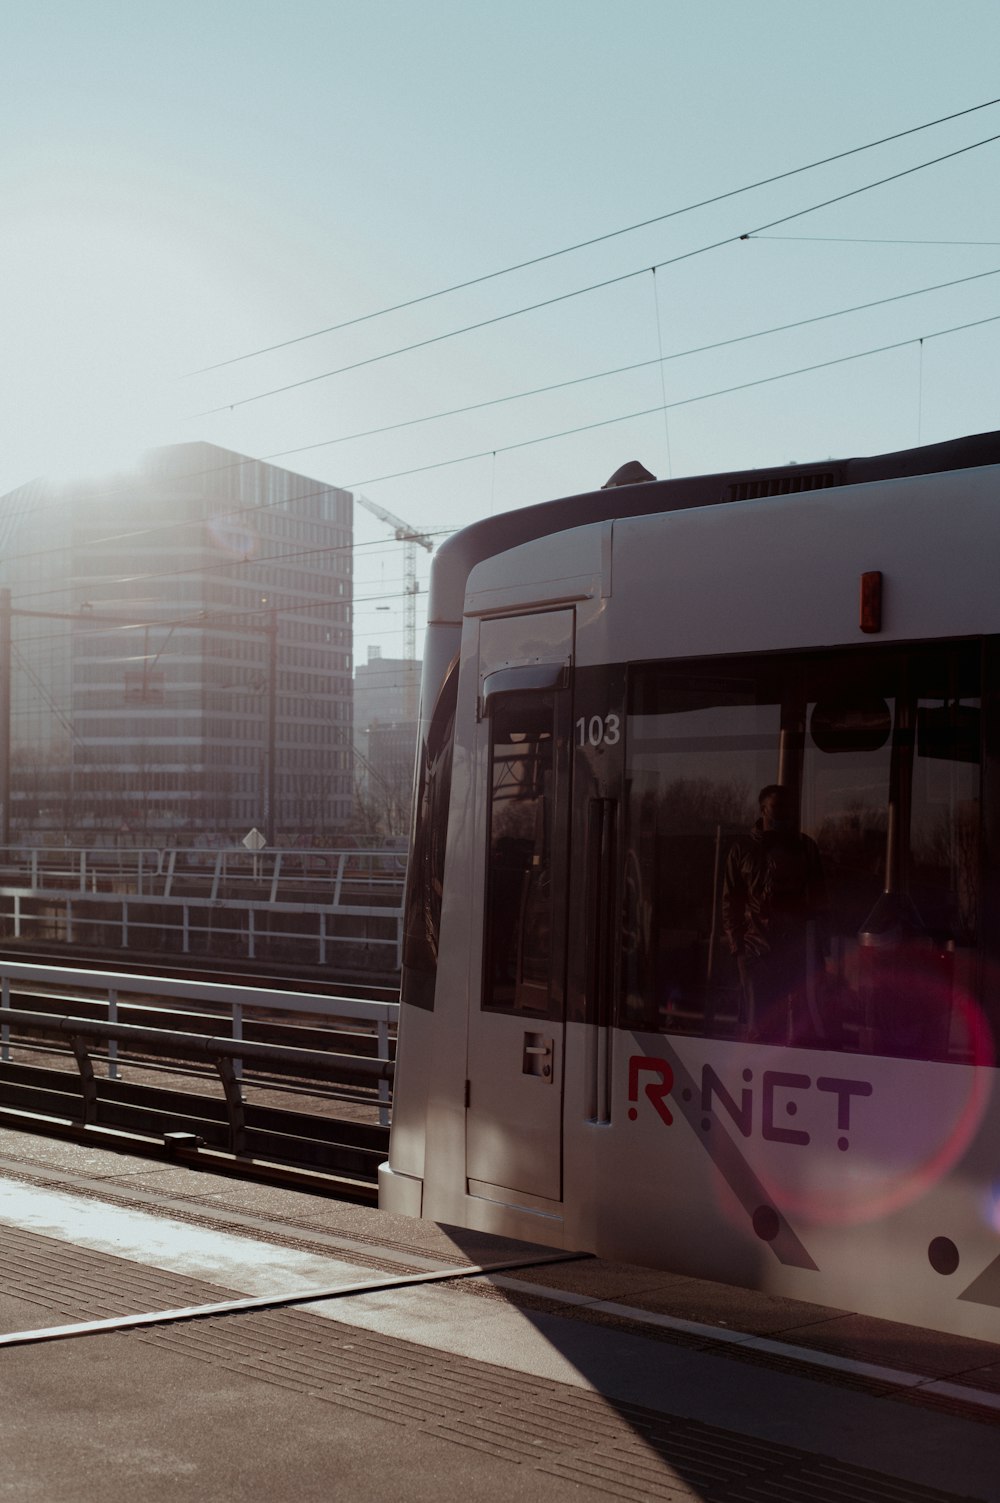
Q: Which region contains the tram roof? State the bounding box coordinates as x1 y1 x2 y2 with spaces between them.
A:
428 428 1000 626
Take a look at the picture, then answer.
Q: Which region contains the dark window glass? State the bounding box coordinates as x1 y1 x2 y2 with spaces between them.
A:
622 641 983 1060
483 693 560 1017
400 664 458 1010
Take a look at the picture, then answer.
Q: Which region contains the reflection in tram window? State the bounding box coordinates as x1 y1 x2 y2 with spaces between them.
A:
483 694 562 1017
621 641 983 1059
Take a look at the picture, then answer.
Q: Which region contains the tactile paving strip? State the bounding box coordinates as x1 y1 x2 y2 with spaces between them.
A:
0 1223 987 1503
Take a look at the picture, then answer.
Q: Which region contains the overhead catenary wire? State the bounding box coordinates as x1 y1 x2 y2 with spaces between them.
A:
651 267 674 479
184 95 1000 376
12 643 83 747
194 129 1000 417
10 638 437 693
5 105 998 574
334 308 1000 491
749 234 1000 246
10 256 998 585
260 264 1000 461
11 540 450 624
9 305 999 615
10 585 451 647
5 528 422 609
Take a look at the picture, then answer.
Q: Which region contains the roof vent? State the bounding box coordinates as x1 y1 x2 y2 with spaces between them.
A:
603 460 656 489
723 468 841 503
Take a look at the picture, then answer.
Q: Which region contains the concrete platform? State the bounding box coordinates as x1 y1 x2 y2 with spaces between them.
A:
0 1126 997 1502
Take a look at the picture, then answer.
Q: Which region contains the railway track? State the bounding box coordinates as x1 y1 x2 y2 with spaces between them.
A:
0 945 400 1001
0 959 396 1200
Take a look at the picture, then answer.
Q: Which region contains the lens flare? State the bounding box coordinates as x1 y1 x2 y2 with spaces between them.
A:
983 1183 1000 1235
206 513 259 559
748 967 996 1228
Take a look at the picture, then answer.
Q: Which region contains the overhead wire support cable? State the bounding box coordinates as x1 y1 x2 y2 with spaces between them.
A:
11 644 81 746
195 128 1000 418
11 589 419 648
334 309 1000 492
11 264 998 604
261 264 1000 461
9 296 1000 612
749 234 1000 246
9 272 1000 608
6 528 437 612
184 95 1000 376
7 246 974 586
15 257 993 587
7 261 996 627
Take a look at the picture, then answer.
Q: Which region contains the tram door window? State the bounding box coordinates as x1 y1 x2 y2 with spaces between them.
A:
483 693 563 1018
621 641 983 1060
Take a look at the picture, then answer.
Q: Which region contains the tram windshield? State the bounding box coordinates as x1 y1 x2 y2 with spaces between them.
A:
621 639 990 1060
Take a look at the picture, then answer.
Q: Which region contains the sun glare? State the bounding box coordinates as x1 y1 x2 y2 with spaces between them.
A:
1 202 201 491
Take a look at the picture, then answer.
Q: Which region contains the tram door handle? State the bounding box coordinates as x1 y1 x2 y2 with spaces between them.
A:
522 1032 554 1080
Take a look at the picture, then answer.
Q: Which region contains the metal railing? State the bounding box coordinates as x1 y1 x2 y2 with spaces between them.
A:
0 959 396 1119
0 845 406 970
0 1006 393 1160
0 843 407 893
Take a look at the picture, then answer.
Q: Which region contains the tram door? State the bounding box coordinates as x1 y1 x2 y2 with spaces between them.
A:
465 610 573 1204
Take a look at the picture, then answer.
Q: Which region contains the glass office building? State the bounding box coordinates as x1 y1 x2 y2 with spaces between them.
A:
0 443 353 842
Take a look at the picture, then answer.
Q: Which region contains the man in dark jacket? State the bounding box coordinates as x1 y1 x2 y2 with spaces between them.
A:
722 785 828 1043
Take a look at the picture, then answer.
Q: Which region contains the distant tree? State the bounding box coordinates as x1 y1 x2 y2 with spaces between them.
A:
351 755 411 838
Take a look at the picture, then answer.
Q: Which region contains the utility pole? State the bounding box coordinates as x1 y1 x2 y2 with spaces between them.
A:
264 611 278 847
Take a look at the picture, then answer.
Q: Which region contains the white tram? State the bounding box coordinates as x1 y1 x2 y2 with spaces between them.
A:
379 431 1000 1341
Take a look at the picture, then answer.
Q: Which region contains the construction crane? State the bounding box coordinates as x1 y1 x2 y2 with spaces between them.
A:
355 495 434 722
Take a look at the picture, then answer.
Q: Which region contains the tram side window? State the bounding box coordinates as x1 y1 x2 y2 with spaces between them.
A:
483 693 561 1017
621 642 983 1060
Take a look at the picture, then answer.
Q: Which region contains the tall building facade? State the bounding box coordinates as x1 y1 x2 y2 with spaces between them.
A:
0 443 353 843
353 646 419 834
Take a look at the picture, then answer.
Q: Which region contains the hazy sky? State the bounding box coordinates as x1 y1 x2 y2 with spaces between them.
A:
2 0 999 664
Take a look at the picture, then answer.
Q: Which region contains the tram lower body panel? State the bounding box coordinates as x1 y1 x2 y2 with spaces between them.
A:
384 1014 1000 1341
557 1027 1000 1340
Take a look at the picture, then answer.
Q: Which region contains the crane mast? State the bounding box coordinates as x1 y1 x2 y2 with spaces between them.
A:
355 495 433 722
